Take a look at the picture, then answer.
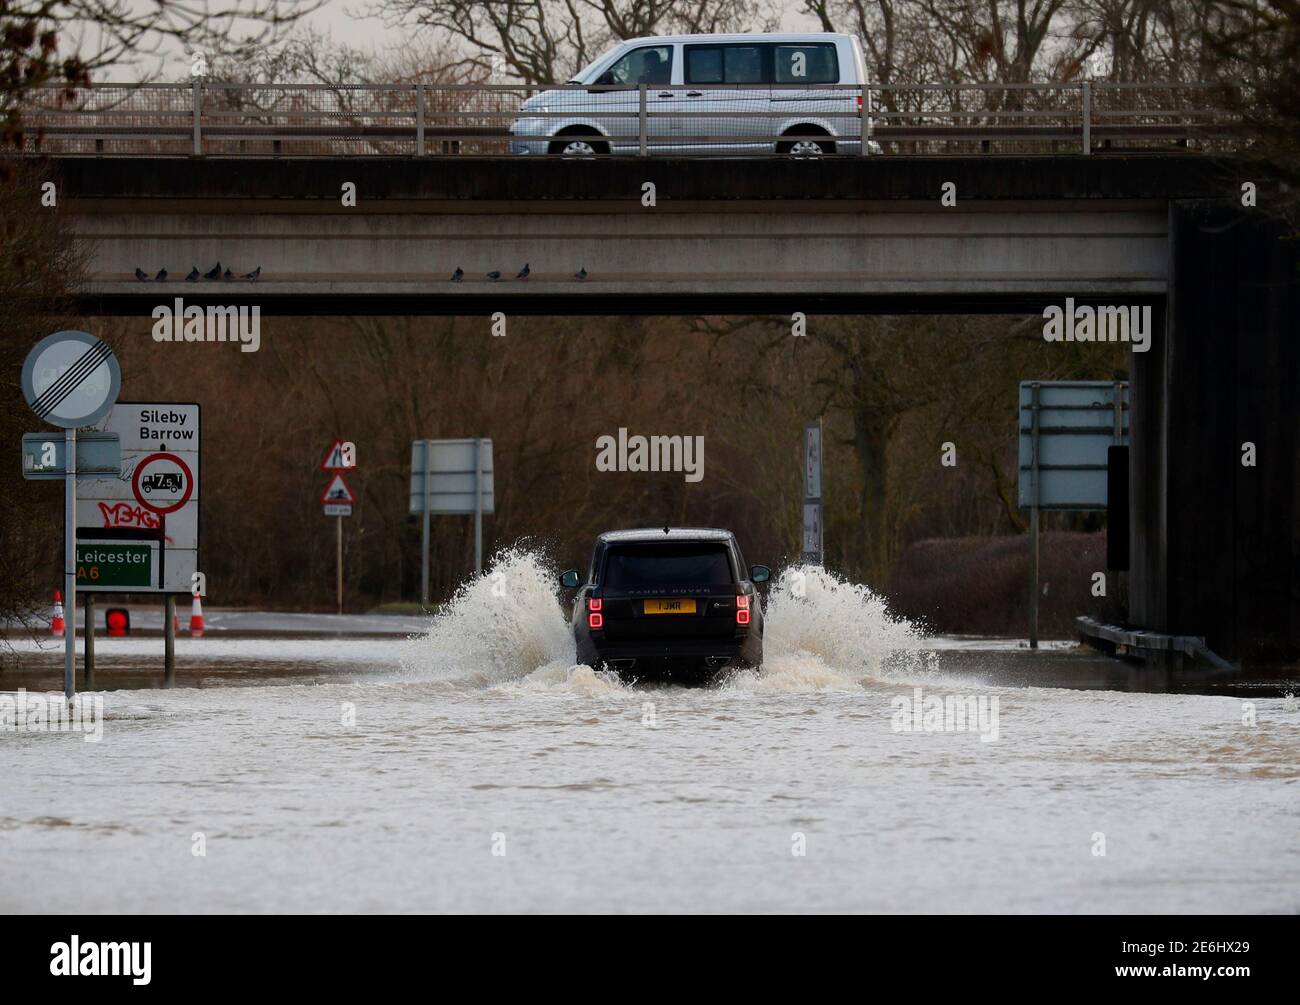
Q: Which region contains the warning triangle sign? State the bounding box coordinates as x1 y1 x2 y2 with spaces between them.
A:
321 473 356 505
321 439 355 471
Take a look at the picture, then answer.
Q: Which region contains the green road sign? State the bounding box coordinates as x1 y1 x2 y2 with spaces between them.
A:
76 542 154 589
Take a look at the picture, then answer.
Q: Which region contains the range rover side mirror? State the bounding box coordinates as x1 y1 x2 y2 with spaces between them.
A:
750 565 771 584
559 570 582 589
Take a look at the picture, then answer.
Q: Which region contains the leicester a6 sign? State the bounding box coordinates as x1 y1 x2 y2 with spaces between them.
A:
75 402 200 593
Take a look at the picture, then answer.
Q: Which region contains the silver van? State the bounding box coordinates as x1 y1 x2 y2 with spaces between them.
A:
509 33 870 156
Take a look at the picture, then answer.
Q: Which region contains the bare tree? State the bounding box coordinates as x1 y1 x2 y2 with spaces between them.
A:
368 0 774 85
1198 0 1300 225
1 0 325 145
0 160 88 647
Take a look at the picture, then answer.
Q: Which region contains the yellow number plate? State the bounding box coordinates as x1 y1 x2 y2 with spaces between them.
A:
643 599 696 615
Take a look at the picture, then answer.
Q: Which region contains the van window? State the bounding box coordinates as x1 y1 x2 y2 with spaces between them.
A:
605 45 673 86
774 44 839 84
685 45 765 85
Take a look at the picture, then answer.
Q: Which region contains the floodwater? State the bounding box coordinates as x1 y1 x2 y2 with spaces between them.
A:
2 552 1297 914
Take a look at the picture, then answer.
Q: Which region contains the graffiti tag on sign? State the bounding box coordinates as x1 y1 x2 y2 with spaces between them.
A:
97 501 161 531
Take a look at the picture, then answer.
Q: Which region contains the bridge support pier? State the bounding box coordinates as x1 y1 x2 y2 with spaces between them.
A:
1129 202 1300 665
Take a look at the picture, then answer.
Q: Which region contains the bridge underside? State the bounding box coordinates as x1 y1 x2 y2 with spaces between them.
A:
76 202 1167 314
58 154 1222 312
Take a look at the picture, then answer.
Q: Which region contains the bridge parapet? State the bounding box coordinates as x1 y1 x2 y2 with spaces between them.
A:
18 81 1242 159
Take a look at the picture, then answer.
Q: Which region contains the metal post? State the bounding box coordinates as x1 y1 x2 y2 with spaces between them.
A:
420 440 431 606
192 79 202 157
64 427 76 702
474 438 483 575
638 85 647 157
860 83 870 156
1081 80 1091 156
336 516 343 615
1112 380 1126 614
811 410 821 561
415 84 425 157
1029 382 1041 648
84 592 94 688
164 594 176 685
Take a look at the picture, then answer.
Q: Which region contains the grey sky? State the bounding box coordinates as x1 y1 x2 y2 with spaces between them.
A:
101 0 815 80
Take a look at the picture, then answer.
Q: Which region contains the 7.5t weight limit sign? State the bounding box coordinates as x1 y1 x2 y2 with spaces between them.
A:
133 453 194 514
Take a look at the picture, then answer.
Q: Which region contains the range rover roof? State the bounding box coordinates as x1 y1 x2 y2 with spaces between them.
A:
596 527 736 544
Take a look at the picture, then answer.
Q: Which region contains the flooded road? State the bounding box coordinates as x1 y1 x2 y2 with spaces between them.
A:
2 556 1298 913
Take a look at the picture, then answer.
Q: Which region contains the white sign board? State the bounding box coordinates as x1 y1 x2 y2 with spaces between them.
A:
1018 382 1128 511
76 402 200 593
409 439 495 515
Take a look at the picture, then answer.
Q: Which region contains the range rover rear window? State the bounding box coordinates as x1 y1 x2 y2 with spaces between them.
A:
604 544 734 588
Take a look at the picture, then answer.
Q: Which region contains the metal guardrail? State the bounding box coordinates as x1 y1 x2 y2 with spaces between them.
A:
16 81 1241 158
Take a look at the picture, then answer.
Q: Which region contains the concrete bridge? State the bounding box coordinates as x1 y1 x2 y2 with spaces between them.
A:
66 155 1208 314
46 153 1300 666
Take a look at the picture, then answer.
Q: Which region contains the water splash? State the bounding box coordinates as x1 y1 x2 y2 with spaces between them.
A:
401 550 927 693
399 546 577 687
729 564 927 692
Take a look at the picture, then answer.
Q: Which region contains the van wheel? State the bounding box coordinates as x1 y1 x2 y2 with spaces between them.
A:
549 132 609 157
778 130 834 157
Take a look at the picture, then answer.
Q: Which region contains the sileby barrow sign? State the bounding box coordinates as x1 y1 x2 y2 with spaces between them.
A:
75 402 201 593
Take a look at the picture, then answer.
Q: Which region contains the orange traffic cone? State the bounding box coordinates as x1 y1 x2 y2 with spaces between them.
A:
189 592 205 638
50 590 65 637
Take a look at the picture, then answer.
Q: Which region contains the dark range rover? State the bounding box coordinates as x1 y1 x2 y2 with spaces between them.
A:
560 528 769 681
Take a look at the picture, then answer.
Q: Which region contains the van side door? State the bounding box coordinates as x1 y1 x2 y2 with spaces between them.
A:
679 42 771 152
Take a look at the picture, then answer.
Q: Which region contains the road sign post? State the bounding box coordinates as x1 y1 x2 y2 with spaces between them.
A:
21 331 122 701
65 426 76 695
320 441 357 614
321 473 355 612
164 594 176 685
421 441 431 606
1029 383 1041 648
1018 380 1130 647
474 438 484 576
84 593 95 688
410 438 495 592
802 419 824 566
